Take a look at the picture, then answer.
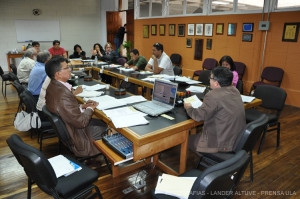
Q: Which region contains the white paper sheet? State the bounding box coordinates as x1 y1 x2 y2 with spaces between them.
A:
109 113 149 128
241 95 255 103
86 95 127 110
119 67 134 72
48 155 82 178
76 91 104 98
184 95 203 108
186 86 206 93
118 96 147 104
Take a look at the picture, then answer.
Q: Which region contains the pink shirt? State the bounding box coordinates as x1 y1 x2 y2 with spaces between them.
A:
48 47 66 56
232 71 239 87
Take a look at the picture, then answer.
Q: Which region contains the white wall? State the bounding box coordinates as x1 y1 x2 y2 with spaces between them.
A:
0 0 102 71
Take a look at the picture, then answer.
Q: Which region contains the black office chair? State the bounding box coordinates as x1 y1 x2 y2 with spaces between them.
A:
197 70 211 86
6 134 103 199
196 114 268 182
19 90 55 150
42 106 111 172
173 65 182 76
245 85 287 154
12 80 26 112
236 79 243 94
152 150 250 199
9 64 18 75
192 58 218 80
0 66 16 97
170 54 182 68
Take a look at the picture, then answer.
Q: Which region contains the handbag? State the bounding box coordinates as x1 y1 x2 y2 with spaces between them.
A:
14 111 41 131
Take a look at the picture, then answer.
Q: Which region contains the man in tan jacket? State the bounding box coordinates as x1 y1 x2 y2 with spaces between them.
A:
184 67 245 153
45 56 107 157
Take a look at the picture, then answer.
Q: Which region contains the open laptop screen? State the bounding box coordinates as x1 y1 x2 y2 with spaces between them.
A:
152 79 178 107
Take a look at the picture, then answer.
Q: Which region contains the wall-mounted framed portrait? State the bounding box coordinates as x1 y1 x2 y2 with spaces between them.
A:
178 24 185 37
159 24 165 36
228 23 237 36
169 24 176 36
151 25 157 35
195 24 203 36
243 23 254 32
204 24 213 37
206 39 212 50
143 25 149 38
242 33 253 42
282 23 299 42
216 23 224 35
186 38 192 48
188 24 195 36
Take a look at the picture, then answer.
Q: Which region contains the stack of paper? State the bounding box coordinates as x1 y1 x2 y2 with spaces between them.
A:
48 155 82 178
241 95 255 103
119 67 134 72
184 95 203 108
118 96 147 104
81 84 107 91
103 106 148 128
83 95 127 110
186 86 206 93
155 173 197 199
76 90 104 98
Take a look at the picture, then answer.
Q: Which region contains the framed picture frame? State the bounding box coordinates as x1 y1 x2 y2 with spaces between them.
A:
242 33 253 42
178 24 185 37
206 39 212 50
204 24 213 37
228 23 237 36
282 23 299 42
169 24 176 36
195 24 203 36
159 24 165 36
186 38 192 48
143 25 149 38
216 23 224 35
243 23 254 32
188 24 195 36
151 25 157 35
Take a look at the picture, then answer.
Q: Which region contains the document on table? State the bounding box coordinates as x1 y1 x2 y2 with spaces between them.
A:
155 173 196 199
184 95 203 108
241 95 255 103
119 67 134 72
118 95 147 104
186 86 206 93
103 106 149 128
85 95 127 110
76 91 104 98
73 84 107 91
48 155 82 178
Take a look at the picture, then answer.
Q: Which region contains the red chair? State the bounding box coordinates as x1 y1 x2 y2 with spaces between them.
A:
249 66 284 95
192 58 218 80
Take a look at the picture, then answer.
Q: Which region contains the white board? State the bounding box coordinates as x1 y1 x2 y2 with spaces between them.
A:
15 20 60 42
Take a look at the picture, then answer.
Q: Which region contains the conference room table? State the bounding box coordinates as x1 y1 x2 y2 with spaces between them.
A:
75 77 262 178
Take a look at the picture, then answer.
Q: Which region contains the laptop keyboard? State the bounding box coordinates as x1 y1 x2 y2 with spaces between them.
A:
133 101 171 116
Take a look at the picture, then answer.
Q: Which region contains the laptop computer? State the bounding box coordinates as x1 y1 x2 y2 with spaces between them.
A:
133 79 178 116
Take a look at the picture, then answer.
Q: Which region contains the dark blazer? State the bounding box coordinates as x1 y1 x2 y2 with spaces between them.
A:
100 50 118 63
46 80 100 157
186 86 245 153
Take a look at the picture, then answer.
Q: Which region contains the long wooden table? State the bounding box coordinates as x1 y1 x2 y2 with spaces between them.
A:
6 53 24 71
76 78 262 178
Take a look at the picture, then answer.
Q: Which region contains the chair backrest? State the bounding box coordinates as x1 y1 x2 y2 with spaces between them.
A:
8 72 20 82
189 150 250 199
233 114 268 153
202 58 218 70
10 64 17 75
19 90 37 113
198 70 211 86
6 134 58 196
117 57 127 66
170 54 182 67
254 85 287 111
236 79 243 94
261 66 284 86
173 65 182 76
42 106 73 152
0 66 4 77
12 80 25 96
234 62 246 80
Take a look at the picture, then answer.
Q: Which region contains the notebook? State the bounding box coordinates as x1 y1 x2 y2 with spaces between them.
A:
133 79 178 116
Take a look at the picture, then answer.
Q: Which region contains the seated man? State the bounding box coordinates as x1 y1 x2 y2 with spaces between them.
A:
184 67 245 153
17 50 36 84
145 43 174 76
32 41 41 53
48 40 67 58
45 56 107 157
27 52 50 102
124 49 147 71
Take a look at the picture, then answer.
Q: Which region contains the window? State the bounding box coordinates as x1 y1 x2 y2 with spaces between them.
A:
128 0 134 10
152 0 164 17
140 0 150 17
169 0 184 16
211 0 233 13
277 0 300 10
186 0 203 14
237 0 264 12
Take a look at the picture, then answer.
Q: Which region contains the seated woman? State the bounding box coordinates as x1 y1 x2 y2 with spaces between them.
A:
69 44 86 59
91 43 105 60
219 56 238 87
100 42 118 63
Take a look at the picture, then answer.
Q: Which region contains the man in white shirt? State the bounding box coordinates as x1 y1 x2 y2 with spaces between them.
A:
145 43 174 76
17 49 36 84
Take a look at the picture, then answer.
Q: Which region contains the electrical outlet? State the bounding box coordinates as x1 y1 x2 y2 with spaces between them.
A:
259 21 270 31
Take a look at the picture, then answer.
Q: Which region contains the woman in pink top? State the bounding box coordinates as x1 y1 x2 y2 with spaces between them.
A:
219 56 238 87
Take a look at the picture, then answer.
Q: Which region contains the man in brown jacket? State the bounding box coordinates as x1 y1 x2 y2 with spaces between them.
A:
45 56 107 157
184 67 245 153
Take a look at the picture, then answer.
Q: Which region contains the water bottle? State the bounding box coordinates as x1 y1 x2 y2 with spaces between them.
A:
94 56 98 66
